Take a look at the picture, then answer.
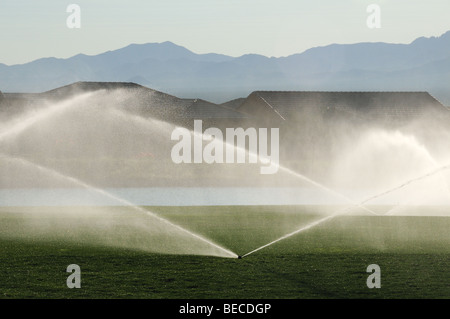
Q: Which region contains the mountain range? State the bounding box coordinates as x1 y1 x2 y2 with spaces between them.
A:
1 31 450 104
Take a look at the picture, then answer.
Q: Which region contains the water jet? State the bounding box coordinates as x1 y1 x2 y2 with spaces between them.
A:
0 153 238 258
241 163 450 258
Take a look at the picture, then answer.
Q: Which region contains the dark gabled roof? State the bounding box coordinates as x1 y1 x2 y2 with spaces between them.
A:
34 81 248 119
44 81 145 93
41 81 174 99
183 99 248 119
237 91 448 122
0 81 250 120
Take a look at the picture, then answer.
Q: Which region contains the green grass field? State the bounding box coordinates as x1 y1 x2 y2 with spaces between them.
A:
0 205 449 299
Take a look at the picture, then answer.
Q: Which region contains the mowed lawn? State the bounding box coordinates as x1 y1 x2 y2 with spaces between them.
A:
0 206 449 299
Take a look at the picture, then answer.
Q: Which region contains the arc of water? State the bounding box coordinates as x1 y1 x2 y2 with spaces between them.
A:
359 164 450 207
191 130 379 216
0 91 398 257
0 154 237 258
241 213 338 258
0 89 377 217
383 165 450 215
0 92 96 144
276 165 379 216
242 163 450 258
89 108 380 216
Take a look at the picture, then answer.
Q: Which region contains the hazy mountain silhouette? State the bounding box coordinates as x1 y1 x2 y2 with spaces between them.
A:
1 32 450 104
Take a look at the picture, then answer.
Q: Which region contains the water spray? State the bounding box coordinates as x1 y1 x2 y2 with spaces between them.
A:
0 92 377 217
2 90 447 259
191 129 379 216
361 164 450 207
0 92 96 144
0 154 238 259
240 163 450 258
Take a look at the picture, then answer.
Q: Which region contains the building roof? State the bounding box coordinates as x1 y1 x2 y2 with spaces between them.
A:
0 82 248 121
237 91 449 122
43 81 149 96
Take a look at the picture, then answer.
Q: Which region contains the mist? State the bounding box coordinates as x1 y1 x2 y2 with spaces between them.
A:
1 85 450 257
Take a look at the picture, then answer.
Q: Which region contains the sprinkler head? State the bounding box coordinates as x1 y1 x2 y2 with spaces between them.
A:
237 255 242 259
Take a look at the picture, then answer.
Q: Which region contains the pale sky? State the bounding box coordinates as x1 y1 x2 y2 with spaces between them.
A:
1 0 450 65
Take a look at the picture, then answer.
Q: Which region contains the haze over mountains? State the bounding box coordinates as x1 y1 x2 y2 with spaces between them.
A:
1 31 450 104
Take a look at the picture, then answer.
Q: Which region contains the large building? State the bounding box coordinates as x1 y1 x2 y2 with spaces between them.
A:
237 91 449 125
2 82 448 125
1 82 450 187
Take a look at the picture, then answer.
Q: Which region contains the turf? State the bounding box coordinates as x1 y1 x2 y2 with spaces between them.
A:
0 205 449 299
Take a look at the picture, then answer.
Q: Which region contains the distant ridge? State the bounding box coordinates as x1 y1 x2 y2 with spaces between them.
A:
1 31 450 104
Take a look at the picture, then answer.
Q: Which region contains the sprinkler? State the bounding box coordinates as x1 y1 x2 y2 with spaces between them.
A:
237 255 242 259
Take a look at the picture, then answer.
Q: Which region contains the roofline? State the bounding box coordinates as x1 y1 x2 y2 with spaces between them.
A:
248 90 445 106
250 90 432 94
